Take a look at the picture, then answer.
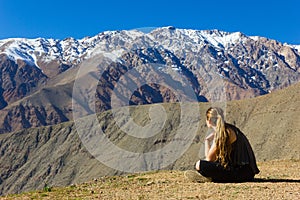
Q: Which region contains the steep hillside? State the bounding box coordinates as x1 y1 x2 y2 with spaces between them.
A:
0 81 299 195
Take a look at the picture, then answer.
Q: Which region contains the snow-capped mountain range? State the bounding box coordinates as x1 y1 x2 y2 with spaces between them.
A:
0 26 299 121
1 26 299 74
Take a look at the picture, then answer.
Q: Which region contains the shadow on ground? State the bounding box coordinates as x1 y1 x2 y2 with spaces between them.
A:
253 178 300 183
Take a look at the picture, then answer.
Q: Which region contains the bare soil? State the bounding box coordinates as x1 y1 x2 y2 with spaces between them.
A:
2 160 299 200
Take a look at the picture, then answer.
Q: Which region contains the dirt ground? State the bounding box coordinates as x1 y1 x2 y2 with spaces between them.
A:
1 159 299 200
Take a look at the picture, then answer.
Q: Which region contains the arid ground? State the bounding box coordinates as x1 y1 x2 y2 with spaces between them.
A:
1 159 299 200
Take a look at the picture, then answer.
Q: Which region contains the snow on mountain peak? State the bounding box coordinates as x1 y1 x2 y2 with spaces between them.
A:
146 27 250 52
1 26 299 74
200 30 246 49
291 45 300 52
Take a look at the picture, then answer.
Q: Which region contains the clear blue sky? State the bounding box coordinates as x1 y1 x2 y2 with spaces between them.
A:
0 0 299 44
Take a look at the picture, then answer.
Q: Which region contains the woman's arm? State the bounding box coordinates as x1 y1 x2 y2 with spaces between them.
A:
205 133 217 161
205 140 216 161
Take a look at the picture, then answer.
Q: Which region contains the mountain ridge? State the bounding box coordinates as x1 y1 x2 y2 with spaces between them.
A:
1 27 299 79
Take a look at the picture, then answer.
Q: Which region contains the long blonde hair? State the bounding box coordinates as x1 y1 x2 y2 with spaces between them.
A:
206 107 232 168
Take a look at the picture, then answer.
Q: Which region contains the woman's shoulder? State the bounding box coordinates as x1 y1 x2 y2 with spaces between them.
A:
225 123 237 144
225 123 238 130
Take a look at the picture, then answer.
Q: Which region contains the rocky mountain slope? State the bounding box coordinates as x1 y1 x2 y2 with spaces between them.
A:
0 81 299 195
0 27 299 134
1 27 299 104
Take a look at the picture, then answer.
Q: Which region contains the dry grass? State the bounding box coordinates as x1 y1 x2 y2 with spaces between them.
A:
1 160 299 200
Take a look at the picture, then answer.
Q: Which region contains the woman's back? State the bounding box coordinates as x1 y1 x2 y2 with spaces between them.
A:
226 123 260 175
